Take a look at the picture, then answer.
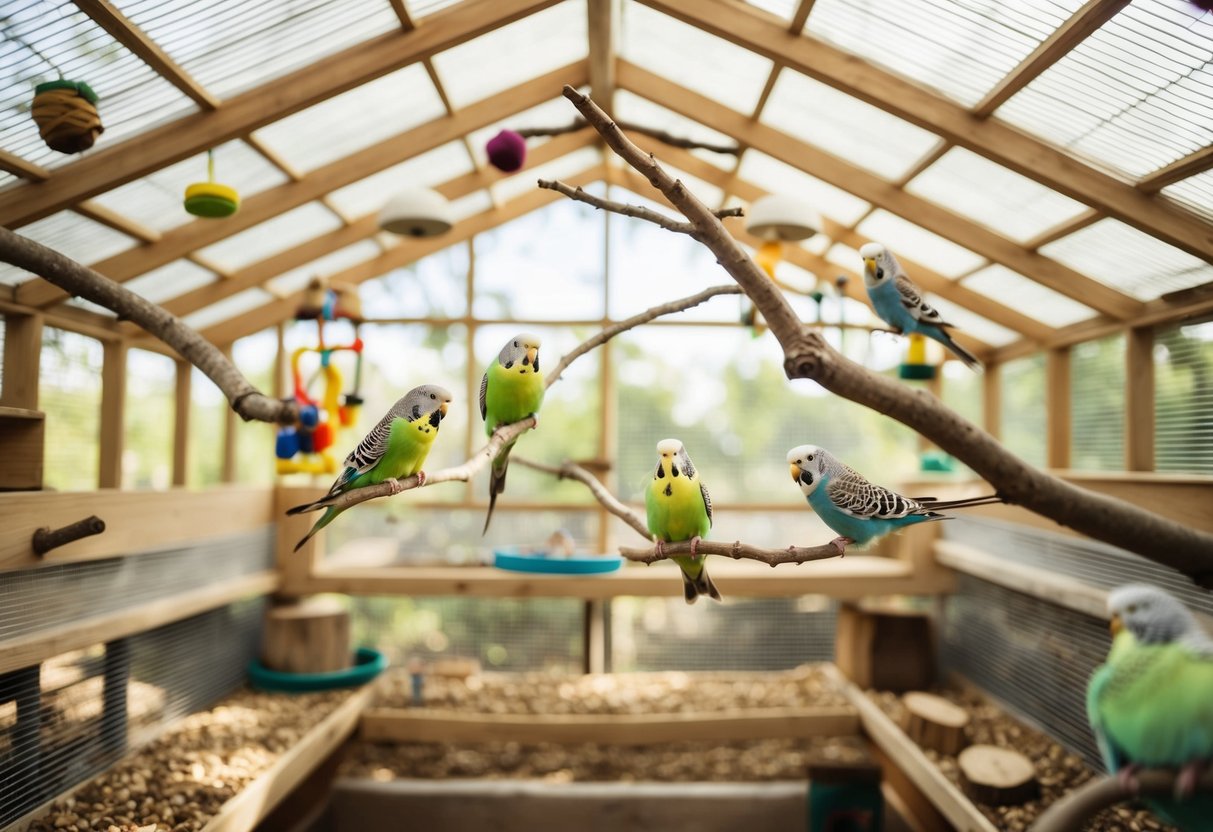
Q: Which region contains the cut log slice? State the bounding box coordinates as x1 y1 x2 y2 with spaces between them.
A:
262 597 351 673
902 691 970 755
958 744 1040 806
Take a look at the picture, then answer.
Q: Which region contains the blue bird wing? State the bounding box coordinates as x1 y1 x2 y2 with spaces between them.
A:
825 465 927 521
895 274 955 333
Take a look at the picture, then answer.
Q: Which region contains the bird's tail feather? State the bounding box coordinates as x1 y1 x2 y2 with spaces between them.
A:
920 493 1002 511
681 564 722 605
286 497 330 516
941 330 982 370
292 506 336 552
481 445 513 535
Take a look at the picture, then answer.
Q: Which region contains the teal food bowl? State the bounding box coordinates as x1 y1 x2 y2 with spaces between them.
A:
493 548 623 575
247 646 387 693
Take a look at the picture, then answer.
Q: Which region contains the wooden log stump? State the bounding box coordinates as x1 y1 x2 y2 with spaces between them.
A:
262 597 350 673
958 745 1039 806
835 602 935 692
902 692 969 755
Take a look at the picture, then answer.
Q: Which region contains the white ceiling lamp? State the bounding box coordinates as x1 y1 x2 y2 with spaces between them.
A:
745 193 822 242
378 188 454 238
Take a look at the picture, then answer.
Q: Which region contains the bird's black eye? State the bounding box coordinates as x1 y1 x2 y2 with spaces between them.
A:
808 454 814 461
513 341 519 348
875 268 884 280
1127 604 1138 614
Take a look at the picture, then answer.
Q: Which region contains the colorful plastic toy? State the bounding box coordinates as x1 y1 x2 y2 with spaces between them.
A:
32 79 103 154
184 149 240 218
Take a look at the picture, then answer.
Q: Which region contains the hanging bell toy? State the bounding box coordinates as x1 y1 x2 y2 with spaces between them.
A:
184 149 240 218
31 80 104 154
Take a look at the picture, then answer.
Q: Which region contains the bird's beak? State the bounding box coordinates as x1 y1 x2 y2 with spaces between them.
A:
789 463 800 482
439 401 449 415
1109 613 1122 637
526 346 538 366
863 257 876 272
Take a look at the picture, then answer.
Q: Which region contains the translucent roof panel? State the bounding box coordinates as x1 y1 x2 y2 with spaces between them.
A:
905 148 1090 243
266 241 382 295
621 1 774 114
195 202 343 272
962 265 1095 328
183 288 275 331
326 142 473 218
89 140 288 233
1040 218 1213 301
737 150 872 226
466 95 584 164
746 0 796 21
116 0 401 99
614 92 738 171
0 1 198 171
923 294 1019 348
805 0 1083 106
0 210 135 285
492 146 601 203
449 190 494 222
431 1 588 109
1161 169 1213 223
761 70 941 181
123 259 220 305
995 1 1213 178
857 210 986 278
251 64 445 173
406 0 463 18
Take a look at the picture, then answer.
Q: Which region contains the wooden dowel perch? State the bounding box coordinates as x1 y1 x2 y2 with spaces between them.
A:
32 515 106 556
1030 768 1213 832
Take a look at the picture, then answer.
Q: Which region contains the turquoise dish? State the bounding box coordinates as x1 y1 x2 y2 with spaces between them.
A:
246 646 387 693
493 548 623 575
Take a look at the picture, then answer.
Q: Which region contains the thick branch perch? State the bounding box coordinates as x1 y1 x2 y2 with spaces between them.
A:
32 515 105 555
0 228 295 424
560 85 1213 587
1031 769 1213 832
517 119 739 155
538 179 742 237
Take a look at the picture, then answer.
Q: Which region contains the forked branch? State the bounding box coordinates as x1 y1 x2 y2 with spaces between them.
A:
538 179 742 237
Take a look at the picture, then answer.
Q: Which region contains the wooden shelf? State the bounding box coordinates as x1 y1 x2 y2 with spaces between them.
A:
0 406 44 420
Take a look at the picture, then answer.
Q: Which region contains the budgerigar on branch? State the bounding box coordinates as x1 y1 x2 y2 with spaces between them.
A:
860 242 981 369
480 333 545 534
1087 584 1213 831
785 445 1000 553
287 384 453 552
644 438 720 604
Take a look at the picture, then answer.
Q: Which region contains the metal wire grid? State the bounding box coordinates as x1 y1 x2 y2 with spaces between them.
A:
0 528 273 643
1156 318 1213 475
999 353 1047 468
1070 334 1125 471
0 598 265 827
38 327 102 491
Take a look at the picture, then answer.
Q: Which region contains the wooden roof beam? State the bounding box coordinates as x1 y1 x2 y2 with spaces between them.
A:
588 0 619 115
0 151 49 181
788 0 816 33
1137 146 1213 193
0 0 563 228
618 62 1142 321
635 0 1213 262
18 61 588 308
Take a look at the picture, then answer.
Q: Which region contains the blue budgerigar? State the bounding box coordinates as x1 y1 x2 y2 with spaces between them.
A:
785 445 1000 553
1087 584 1213 831
861 242 981 369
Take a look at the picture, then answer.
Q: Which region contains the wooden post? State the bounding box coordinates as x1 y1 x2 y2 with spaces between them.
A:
172 359 190 486
835 603 936 692
1125 326 1154 471
220 345 237 483
1046 347 1071 469
98 340 127 489
0 311 43 409
0 312 46 491
982 360 1001 439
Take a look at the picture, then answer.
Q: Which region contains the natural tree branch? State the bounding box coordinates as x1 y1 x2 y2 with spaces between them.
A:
0 227 296 424
538 179 742 236
560 84 1213 588
517 119 739 155
512 456 650 538
1030 769 1213 832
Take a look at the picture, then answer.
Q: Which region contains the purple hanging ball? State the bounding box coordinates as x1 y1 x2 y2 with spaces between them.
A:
1190 0 1213 9
486 129 527 172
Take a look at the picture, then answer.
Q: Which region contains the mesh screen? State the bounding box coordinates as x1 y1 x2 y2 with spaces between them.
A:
38 328 102 491
1070 334 1125 471
1156 319 1213 475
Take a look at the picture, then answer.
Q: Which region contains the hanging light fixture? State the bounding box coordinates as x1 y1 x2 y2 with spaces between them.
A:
378 188 454 238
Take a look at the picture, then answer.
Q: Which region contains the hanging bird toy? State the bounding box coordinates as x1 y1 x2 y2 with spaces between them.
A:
184 149 240 218
31 79 103 154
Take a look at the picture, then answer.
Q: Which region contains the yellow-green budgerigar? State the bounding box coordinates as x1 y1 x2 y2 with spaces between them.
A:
644 438 720 604
480 333 545 534
1087 584 1213 831
287 384 452 551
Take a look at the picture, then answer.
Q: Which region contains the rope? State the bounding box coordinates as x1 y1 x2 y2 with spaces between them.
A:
32 88 103 152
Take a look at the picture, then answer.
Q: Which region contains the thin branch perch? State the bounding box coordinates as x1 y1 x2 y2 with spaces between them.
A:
1031 769 1213 832
559 84 1213 588
538 179 742 237
0 227 295 424
32 515 105 555
517 119 739 155
513 456 650 538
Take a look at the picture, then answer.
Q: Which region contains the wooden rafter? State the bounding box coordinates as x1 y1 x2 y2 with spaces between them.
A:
972 0 1129 118
389 0 416 30
788 0 816 33
1024 209 1103 250
0 151 49 181
618 61 1143 320
0 0 563 229
635 0 1213 262
18 62 588 308
244 135 303 182
1137 146 1213 192
587 0 618 115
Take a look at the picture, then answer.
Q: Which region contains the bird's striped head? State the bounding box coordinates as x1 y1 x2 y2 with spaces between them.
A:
860 242 897 290
399 384 453 428
654 438 696 480
497 333 542 376
1107 583 1201 645
786 444 829 497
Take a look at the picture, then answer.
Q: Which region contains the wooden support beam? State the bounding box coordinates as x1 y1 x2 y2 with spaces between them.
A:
788 0 816 32
74 201 159 243
635 0 1213 262
173 359 190 486
983 361 1001 439
18 61 589 308
0 297 122 344
0 311 43 409
0 150 50 181
1137 145 1213 192
0 0 563 229
389 0 416 30
220 346 237 483
972 0 1129 117
1125 327 1154 472
1023 209 1102 250
1046 347 1071 469
99 340 127 489
587 0 618 115
245 135 303 182
618 61 1145 320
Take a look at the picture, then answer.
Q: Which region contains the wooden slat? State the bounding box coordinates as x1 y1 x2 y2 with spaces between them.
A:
1046 347 1071 469
172 359 190 486
0 0 563 229
0 487 274 571
361 706 859 745
99 340 126 488
0 571 278 676
0 150 50 181
972 0 1129 117
244 135 303 182
389 0 416 30
74 201 160 243
1137 145 1213 192
788 0 816 32
635 0 1213 262
0 297 122 344
617 61 1145 320
1124 327 1154 471
1023 208 1102 250
587 0 618 113
982 361 1000 439
0 311 43 409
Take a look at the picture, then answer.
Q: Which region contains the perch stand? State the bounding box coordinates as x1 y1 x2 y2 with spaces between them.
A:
901 692 970 755
835 602 935 692
261 596 351 674
958 745 1039 806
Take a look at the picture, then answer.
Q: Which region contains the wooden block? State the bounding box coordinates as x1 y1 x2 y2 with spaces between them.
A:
902 692 969 756
835 603 935 692
0 411 44 490
262 597 350 673
958 745 1039 806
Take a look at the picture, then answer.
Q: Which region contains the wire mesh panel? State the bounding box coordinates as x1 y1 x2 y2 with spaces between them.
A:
38 327 102 491
1070 334 1125 471
1156 318 1213 475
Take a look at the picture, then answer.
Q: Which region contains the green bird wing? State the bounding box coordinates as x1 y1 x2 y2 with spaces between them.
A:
322 409 401 497
700 480 713 527
479 372 488 422
1087 662 1129 773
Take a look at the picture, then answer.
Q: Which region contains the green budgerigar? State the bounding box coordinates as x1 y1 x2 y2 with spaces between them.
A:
287 384 453 551
644 438 720 604
1087 583 1213 831
480 333 545 534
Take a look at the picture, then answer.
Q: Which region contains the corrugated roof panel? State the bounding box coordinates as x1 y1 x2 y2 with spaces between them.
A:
326 142 473 218
123 259 219 304
266 240 382 295
0 210 136 285
737 150 871 226
182 287 274 330
1040 217 1213 300
962 265 1095 328
857 210 986 277
761 70 941 181
492 146 601 202
195 202 343 272
1160 168 1213 223
906 147 1090 243
432 0 588 109
806 0 1084 107
115 0 401 99
995 0 1213 178
924 293 1019 347
615 91 738 170
747 0 796 21
250 63 445 173
621 1 774 114
406 0 465 19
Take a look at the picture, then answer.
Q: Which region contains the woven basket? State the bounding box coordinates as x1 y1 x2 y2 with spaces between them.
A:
32 80 103 154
